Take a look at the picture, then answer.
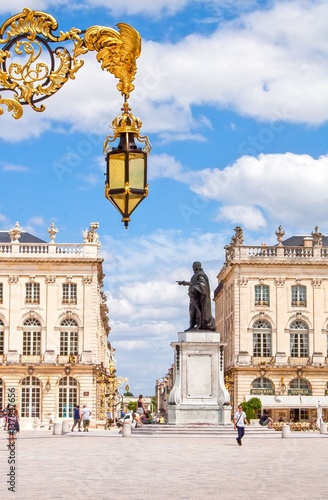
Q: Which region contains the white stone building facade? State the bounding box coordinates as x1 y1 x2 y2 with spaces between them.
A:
0 222 110 428
214 225 328 423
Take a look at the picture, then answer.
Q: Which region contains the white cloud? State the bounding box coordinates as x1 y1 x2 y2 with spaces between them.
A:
215 205 267 230
0 0 260 17
148 153 185 180
1 162 29 172
185 152 328 229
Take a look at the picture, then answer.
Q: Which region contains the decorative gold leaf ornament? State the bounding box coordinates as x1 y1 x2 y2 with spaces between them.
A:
0 8 141 118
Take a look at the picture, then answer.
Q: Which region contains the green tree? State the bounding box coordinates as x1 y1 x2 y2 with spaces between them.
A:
127 401 137 412
124 391 134 397
151 395 157 412
241 397 262 421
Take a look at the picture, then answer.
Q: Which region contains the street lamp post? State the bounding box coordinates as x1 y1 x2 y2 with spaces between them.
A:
0 8 151 227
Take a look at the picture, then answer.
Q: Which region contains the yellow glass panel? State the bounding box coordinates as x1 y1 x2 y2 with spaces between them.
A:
110 193 126 214
129 153 145 189
127 193 144 214
109 153 125 189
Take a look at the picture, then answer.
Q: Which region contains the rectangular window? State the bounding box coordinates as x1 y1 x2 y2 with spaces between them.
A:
255 285 270 306
62 283 77 304
291 285 306 307
290 333 309 357
253 332 272 356
0 283 3 304
60 332 78 355
23 331 41 355
25 283 40 304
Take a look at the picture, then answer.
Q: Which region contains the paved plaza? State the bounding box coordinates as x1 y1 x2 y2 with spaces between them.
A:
0 428 328 499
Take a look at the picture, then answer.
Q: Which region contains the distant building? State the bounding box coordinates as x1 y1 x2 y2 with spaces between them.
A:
155 364 174 413
0 222 111 428
214 225 328 422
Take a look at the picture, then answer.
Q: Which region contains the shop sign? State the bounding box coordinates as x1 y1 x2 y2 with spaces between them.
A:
251 389 275 395
288 389 312 396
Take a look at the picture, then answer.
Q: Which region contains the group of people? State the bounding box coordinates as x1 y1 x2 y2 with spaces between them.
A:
234 405 273 446
134 395 166 425
71 404 92 432
0 405 20 446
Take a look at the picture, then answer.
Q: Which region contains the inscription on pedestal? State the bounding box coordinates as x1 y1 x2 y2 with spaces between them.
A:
186 354 212 398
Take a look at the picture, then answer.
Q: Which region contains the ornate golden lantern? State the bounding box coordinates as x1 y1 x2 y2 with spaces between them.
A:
104 101 151 228
0 8 151 227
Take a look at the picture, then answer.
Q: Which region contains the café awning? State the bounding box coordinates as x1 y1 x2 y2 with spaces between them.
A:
245 395 328 408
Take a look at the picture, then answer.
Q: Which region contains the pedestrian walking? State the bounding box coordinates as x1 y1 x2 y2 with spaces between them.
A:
233 404 249 446
48 412 55 430
81 404 91 432
71 404 82 432
7 407 19 447
105 410 112 430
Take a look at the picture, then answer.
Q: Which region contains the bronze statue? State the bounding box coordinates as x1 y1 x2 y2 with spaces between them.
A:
177 261 216 331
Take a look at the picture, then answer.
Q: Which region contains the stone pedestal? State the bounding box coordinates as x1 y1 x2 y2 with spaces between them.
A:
62 421 71 434
53 423 62 435
122 421 131 437
281 424 291 438
167 330 231 425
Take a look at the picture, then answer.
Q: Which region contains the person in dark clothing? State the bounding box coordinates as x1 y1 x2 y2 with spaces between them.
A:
259 410 273 428
71 404 82 432
137 395 146 415
7 407 19 446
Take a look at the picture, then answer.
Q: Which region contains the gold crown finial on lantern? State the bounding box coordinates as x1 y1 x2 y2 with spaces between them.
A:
112 101 143 136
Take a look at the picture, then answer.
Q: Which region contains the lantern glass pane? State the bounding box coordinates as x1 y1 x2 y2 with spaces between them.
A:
110 193 126 214
127 193 144 215
129 153 145 189
109 153 125 188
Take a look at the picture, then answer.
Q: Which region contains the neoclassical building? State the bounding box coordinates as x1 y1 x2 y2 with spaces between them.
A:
214 225 328 422
0 222 111 428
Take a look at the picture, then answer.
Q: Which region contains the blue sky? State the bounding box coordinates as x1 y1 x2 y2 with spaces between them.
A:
1 0 328 397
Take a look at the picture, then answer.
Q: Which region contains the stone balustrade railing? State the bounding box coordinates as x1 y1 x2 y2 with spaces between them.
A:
0 242 99 258
226 244 327 263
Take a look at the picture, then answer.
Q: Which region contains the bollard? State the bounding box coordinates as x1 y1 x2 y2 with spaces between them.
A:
62 421 71 434
281 424 291 438
122 421 131 437
320 423 327 434
53 423 62 435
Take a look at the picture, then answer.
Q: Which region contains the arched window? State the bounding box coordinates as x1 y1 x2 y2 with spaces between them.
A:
21 376 40 417
0 320 4 355
23 318 41 355
58 376 78 418
60 319 78 355
290 320 309 357
289 378 312 395
251 377 275 395
253 320 272 356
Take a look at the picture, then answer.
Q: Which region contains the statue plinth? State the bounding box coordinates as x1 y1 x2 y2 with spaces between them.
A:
167 329 231 425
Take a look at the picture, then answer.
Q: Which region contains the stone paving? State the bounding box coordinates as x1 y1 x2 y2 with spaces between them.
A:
0 427 328 500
